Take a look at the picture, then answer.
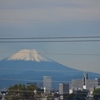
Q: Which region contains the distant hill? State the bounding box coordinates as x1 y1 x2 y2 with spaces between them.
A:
0 49 100 89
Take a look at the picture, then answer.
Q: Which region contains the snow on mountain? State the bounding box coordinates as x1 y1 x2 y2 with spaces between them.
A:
8 49 51 62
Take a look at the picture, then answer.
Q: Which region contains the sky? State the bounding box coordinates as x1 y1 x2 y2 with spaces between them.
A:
0 0 100 73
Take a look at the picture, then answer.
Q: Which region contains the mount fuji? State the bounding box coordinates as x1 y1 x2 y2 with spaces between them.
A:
0 49 100 89
7 49 51 62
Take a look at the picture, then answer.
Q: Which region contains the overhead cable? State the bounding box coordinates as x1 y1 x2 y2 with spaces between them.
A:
0 36 100 40
0 50 100 56
0 18 100 22
0 40 100 43
0 78 100 84
0 68 86 72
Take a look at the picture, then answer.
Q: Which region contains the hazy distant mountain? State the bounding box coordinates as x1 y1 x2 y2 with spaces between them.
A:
0 49 100 89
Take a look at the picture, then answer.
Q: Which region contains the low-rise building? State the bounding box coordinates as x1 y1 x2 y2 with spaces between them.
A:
59 83 69 94
71 73 100 94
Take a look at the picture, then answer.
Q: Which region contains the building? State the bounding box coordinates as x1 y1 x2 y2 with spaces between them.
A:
71 73 100 93
59 83 69 94
71 79 83 90
43 76 52 91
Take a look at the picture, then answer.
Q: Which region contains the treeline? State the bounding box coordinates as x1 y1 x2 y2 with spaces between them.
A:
5 84 42 100
4 83 100 100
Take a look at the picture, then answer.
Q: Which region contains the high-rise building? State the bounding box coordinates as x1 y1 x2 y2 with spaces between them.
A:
43 76 52 91
59 83 69 94
82 73 88 89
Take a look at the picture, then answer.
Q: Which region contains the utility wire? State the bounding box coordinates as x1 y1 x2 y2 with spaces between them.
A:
0 36 100 39
0 50 100 56
0 40 100 43
0 78 69 83
0 68 86 72
4 90 100 94
0 36 100 43
3 90 100 95
0 18 100 22
0 78 100 84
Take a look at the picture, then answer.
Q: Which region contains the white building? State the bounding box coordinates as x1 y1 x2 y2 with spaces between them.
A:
43 76 52 92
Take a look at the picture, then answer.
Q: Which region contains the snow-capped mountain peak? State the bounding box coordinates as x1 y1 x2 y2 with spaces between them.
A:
8 49 51 62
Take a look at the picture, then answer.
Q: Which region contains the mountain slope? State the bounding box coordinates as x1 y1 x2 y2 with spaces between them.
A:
0 49 100 89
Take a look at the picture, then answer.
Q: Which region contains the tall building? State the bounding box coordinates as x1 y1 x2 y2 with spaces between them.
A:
43 76 52 91
82 73 88 89
59 83 69 94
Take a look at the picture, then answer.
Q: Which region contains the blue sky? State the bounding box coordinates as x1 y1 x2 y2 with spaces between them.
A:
0 0 100 73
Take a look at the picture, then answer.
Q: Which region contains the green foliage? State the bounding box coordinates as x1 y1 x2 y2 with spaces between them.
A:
26 84 38 100
93 88 100 100
5 83 38 100
64 90 88 100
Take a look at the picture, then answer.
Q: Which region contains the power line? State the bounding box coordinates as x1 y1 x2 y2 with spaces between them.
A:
0 40 100 43
0 68 86 72
0 36 100 43
5 89 100 95
0 78 69 83
0 36 100 40
0 78 100 84
0 50 100 56
0 18 100 22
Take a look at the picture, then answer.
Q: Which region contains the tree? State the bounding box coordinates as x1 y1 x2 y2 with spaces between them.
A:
5 83 38 100
26 84 38 100
5 84 26 100
93 88 100 100
65 90 88 100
